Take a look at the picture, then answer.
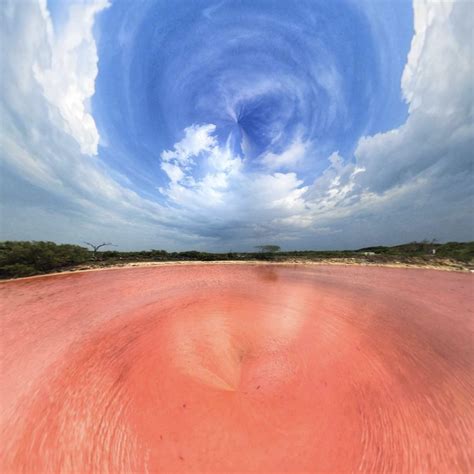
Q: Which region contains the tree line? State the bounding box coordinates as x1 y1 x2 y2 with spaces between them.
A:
0 241 284 278
0 240 472 279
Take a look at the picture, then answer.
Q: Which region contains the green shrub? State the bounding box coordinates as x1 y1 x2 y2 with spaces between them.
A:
0 263 38 278
0 241 90 278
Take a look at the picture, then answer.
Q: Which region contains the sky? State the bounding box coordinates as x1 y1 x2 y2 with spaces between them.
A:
0 0 472 251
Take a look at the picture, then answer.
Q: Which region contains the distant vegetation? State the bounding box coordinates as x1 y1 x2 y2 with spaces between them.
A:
0 240 473 279
255 245 281 253
0 241 90 278
358 240 474 261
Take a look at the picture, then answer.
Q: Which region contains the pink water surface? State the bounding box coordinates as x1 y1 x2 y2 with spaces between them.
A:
1 264 473 472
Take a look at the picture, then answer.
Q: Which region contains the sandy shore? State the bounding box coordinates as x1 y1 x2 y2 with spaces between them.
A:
1 256 471 283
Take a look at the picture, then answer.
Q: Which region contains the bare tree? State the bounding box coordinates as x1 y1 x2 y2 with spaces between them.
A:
83 242 114 260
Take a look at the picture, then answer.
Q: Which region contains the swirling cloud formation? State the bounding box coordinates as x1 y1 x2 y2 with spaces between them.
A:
1 0 472 249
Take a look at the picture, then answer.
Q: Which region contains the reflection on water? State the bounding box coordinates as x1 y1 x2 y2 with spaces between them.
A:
254 265 279 282
167 284 307 391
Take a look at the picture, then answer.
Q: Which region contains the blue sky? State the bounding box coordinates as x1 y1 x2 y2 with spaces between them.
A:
0 0 472 250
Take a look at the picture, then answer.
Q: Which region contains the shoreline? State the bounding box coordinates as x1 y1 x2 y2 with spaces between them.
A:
1 258 471 283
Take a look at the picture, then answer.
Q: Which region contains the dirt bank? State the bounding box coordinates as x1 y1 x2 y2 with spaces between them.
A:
1 264 473 472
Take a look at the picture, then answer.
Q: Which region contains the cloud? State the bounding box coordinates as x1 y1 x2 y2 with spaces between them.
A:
159 124 242 202
33 0 109 156
296 0 473 246
156 0 473 248
1 0 472 251
353 0 473 195
155 124 313 250
158 124 306 218
0 0 188 250
161 162 185 184
260 139 307 170
161 124 217 165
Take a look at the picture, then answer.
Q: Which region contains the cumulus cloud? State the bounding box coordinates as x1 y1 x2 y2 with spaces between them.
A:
158 124 307 224
353 0 473 195
161 124 217 165
33 0 109 155
260 139 307 170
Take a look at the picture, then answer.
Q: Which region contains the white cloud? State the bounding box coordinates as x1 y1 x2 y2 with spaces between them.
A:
159 124 243 207
353 0 473 194
161 124 217 164
157 124 310 248
260 139 307 170
33 0 109 156
161 162 185 183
